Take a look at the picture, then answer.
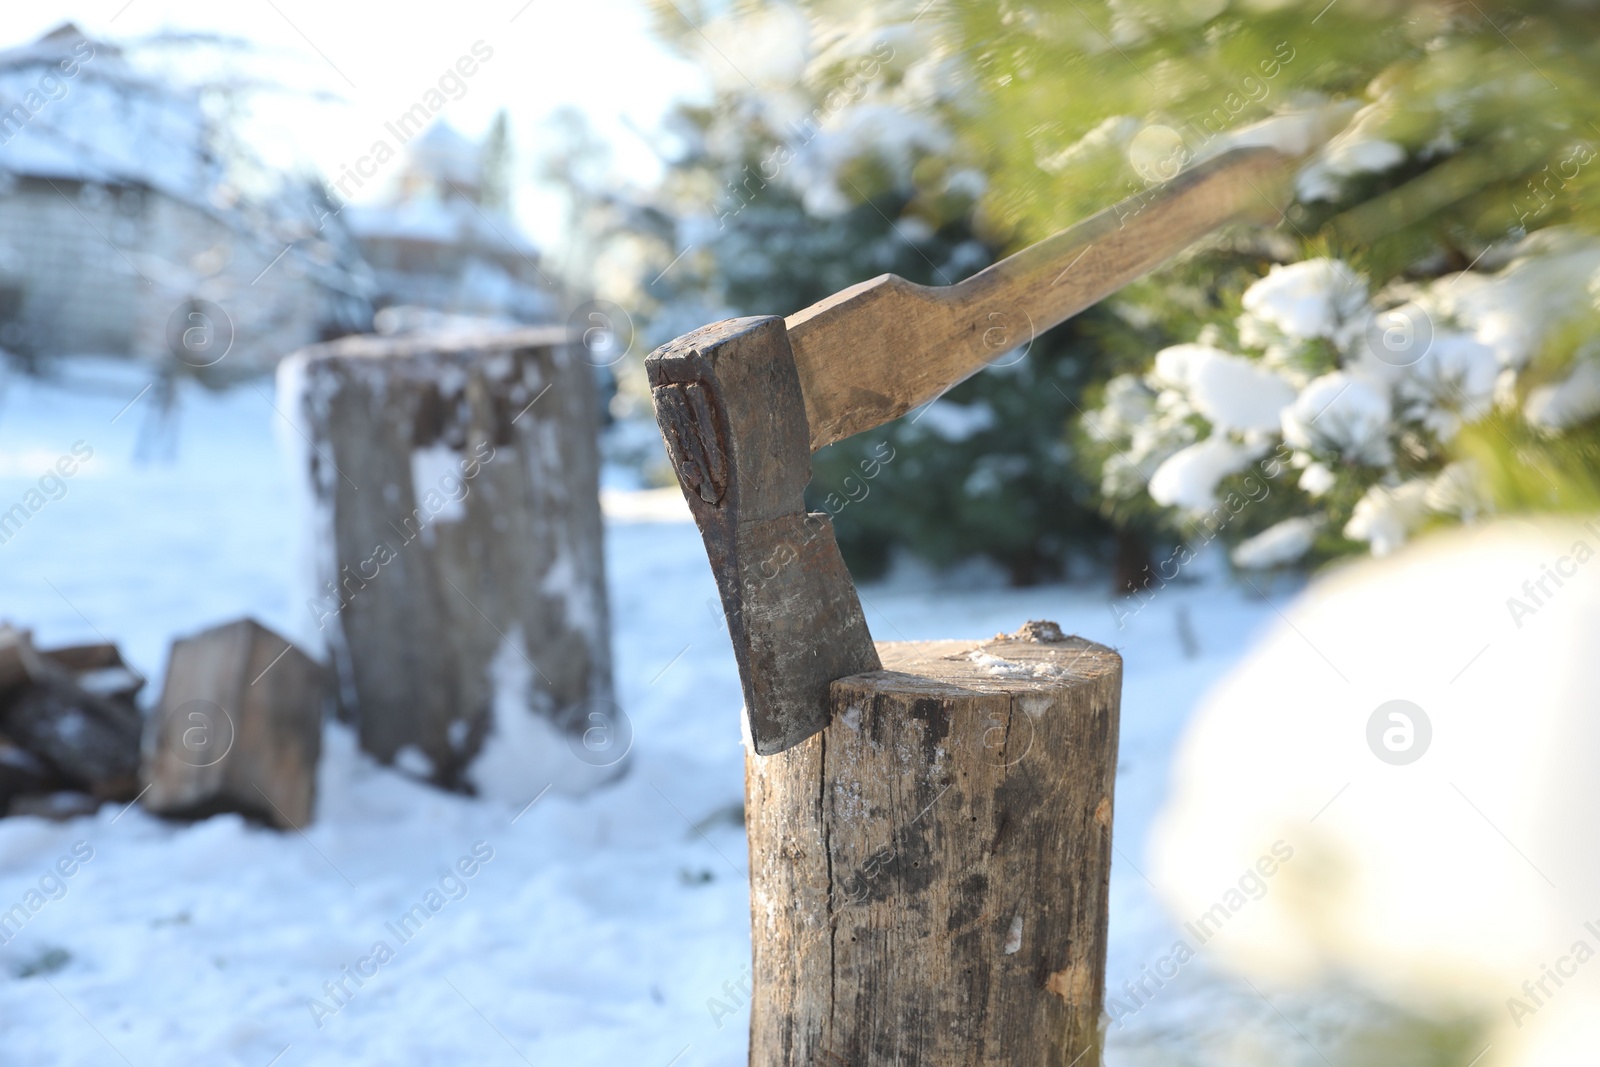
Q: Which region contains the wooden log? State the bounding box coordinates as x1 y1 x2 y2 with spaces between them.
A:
745 622 1121 1067
0 625 142 800
3 679 142 799
0 736 63 809
142 618 327 829
284 327 616 794
0 624 32 694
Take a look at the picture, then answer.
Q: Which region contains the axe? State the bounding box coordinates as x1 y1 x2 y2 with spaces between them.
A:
647 146 1304 754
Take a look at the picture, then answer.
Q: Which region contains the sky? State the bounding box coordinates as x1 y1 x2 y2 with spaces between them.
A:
5 0 710 249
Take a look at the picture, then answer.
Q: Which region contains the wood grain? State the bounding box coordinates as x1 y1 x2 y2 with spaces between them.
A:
142 618 326 829
746 624 1122 1065
290 328 615 788
786 147 1297 451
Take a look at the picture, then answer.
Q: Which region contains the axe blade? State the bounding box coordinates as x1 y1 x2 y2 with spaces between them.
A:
645 316 880 755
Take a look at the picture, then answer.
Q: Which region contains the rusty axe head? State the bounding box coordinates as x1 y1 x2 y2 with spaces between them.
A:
646 317 881 755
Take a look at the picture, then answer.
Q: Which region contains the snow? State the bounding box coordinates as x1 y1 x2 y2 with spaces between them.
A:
465 627 616 803
1404 331 1499 414
1240 259 1368 344
1431 231 1600 369
344 198 538 258
1526 353 1600 431
1037 115 1140 175
1342 479 1432 556
0 360 1307 1063
1147 437 1263 512
1211 101 1357 161
1153 344 1296 434
1280 371 1393 466
408 446 468 525
1151 520 1600 1059
1297 462 1335 497
0 32 210 206
1293 103 1406 202
1229 517 1319 570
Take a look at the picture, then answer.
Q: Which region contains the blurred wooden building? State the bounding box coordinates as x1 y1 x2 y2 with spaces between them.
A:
0 24 374 375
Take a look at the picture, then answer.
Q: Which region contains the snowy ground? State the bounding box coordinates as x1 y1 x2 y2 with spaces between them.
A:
0 364 1321 1065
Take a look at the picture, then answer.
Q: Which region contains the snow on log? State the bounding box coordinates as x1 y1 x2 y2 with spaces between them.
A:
279 327 618 799
142 618 327 830
0 625 142 801
745 623 1121 1066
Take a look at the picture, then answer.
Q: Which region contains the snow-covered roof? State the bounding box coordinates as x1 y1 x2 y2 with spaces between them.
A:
0 24 213 202
406 123 481 191
0 24 373 307
344 196 539 259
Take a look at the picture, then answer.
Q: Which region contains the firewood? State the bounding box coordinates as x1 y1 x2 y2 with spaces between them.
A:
2 680 141 799
0 735 62 809
142 618 326 829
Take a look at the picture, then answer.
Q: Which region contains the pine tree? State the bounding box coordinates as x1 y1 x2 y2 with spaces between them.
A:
624 0 1600 579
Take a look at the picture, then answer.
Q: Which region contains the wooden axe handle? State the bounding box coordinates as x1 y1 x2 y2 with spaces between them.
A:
785 147 1300 452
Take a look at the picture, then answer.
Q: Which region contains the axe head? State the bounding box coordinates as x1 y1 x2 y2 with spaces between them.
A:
645 316 881 755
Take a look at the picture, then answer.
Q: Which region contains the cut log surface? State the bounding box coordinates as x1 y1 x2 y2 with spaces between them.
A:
746 623 1121 1067
287 328 615 790
142 618 326 829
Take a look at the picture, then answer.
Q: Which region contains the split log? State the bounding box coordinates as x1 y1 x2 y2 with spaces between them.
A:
2 679 141 799
37 641 143 701
745 622 1121 1067
283 327 616 792
0 737 62 809
0 625 142 801
0 625 31 693
142 618 326 829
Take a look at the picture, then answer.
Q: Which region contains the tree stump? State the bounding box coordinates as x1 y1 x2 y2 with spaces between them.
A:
282 328 617 796
746 622 1121 1066
142 618 327 829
